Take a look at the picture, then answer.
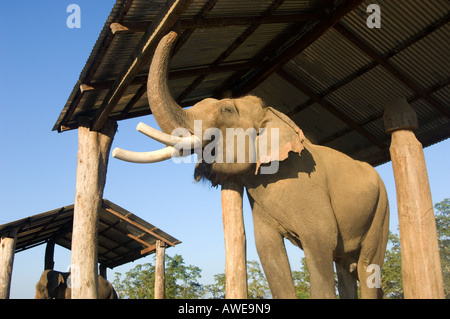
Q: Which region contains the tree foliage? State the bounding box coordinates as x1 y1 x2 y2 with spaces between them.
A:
435 198 450 298
113 254 203 299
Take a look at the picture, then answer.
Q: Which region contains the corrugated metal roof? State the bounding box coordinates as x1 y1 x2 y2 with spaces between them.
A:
54 0 450 166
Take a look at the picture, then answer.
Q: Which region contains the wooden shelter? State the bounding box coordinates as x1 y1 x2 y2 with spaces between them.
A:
48 0 449 298
0 199 180 298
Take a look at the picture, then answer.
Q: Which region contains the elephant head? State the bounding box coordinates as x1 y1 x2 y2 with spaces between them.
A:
35 270 70 299
113 31 305 186
35 270 118 299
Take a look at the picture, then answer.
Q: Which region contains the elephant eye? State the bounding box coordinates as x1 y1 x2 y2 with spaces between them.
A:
221 106 234 114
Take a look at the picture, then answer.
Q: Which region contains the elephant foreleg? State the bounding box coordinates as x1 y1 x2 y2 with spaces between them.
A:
252 207 296 299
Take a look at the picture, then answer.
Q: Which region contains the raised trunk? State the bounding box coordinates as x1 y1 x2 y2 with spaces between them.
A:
147 31 194 134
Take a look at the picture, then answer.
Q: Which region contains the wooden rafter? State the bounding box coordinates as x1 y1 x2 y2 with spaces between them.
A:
110 12 321 34
79 61 256 93
104 207 177 247
91 0 194 132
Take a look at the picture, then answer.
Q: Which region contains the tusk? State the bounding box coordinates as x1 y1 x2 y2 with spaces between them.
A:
137 122 201 148
112 146 181 163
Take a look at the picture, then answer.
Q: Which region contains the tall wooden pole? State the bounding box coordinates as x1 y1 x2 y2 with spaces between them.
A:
154 240 166 299
0 230 17 299
71 118 117 299
44 240 55 270
384 98 444 299
221 181 247 299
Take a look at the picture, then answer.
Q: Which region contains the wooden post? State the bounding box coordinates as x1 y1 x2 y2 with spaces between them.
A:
154 240 166 299
44 240 55 270
71 118 117 299
0 230 17 299
99 264 107 279
384 98 445 299
221 181 247 299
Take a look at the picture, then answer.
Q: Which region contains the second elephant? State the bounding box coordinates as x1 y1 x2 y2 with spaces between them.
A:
35 270 118 299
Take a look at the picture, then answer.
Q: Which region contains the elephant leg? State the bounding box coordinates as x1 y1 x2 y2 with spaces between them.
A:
303 238 336 298
336 262 358 299
252 208 297 299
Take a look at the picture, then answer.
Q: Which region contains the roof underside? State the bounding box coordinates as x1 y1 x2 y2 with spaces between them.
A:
0 199 180 269
53 0 450 166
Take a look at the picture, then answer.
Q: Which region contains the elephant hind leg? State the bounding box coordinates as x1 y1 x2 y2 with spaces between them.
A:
358 179 389 299
336 262 358 299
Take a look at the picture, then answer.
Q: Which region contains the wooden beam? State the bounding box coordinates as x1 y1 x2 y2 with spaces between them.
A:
104 207 177 247
384 98 444 298
109 13 321 35
44 240 55 270
233 0 364 96
79 61 255 94
91 0 193 132
179 13 320 29
334 22 450 119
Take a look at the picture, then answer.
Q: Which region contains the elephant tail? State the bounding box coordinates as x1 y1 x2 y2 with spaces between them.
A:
358 176 390 298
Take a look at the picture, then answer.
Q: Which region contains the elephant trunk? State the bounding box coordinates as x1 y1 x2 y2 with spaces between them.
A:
147 30 195 134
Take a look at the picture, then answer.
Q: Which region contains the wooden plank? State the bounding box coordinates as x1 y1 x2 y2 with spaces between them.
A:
104 207 176 247
91 0 193 132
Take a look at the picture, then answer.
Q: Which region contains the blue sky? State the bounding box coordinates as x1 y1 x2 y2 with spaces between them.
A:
1 1 449 298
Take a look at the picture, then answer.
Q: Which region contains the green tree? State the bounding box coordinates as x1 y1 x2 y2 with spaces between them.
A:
381 232 403 298
205 261 271 298
205 273 225 299
435 198 450 298
247 260 270 299
380 197 450 298
113 254 204 299
292 258 310 299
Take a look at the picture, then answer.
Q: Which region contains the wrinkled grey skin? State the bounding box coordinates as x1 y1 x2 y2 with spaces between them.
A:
145 31 390 299
35 270 118 299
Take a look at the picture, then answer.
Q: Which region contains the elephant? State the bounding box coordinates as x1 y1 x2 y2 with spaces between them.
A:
113 31 389 299
35 270 118 299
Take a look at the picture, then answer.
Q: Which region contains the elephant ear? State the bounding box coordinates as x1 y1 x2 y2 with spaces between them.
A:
255 107 305 174
48 272 65 298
